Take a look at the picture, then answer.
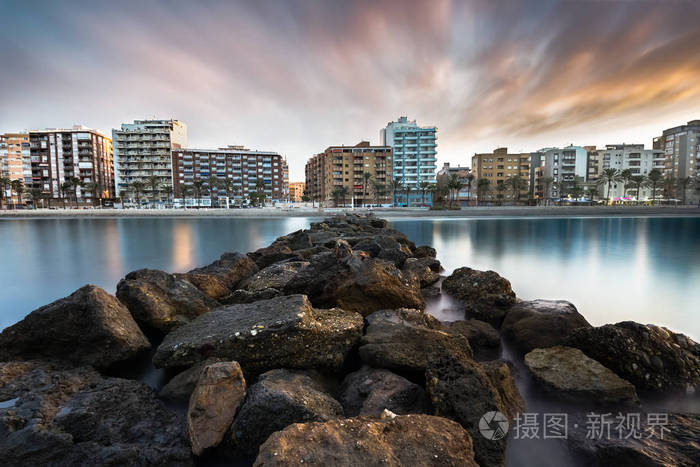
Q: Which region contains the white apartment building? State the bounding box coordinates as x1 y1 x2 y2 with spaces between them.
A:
599 144 665 199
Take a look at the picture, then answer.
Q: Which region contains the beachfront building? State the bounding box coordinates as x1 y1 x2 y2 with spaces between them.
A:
288 182 306 202
654 120 700 180
529 145 587 200
28 126 114 201
305 141 392 206
436 162 474 205
112 119 187 198
171 146 286 203
380 116 437 205
472 148 530 202
594 144 665 200
0 133 31 202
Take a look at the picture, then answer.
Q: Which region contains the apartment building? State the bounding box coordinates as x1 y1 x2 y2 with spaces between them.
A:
288 182 306 202
436 162 473 204
529 146 587 199
305 141 392 206
28 126 114 200
653 120 700 179
380 117 437 203
0 132 31 185
472 148 530 201
171 146 286 202
596 144 665 199
113 119 187 198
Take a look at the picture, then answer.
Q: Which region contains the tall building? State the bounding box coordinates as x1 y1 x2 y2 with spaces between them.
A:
288 182 306 202
472 148 530 201
305 141 392 206
113 119 187 198
594 144 665 199
653 120 700 179
171 146 286 202
28 126 114 200
0 132 31 187
529 146 587 199
380 116 437 203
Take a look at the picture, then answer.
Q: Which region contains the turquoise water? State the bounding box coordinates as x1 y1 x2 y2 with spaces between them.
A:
1 216 699 340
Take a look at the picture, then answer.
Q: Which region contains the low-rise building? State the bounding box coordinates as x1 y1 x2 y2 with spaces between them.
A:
436 162 473 204
288 182 306 202
472 148 530 202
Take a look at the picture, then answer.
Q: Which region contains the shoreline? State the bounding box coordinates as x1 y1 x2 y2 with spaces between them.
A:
1 205 699 219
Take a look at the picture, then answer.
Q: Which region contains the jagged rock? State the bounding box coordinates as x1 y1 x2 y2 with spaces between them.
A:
414 245 437 258
339 366 431 417
567 322 700 395
501 300 591 353
426 355 509 467
254 414 478 467
442 267 516 327
481 361 525 419
448 319 501 359
183 252 258 298
421 283 442 299
284 251 424 316
0 361 192 466
402 257 440 288
159 357 224 402
153 295 363 373
358 309 473 381
525 346 638 405
285 231 313 250
334 239 353 258
239 261 310 293
353 235 412 267
219 288 281 305
187 362 246 455
231 369 343 455
116 269 219 333
248 244 301 269
0 285 149 370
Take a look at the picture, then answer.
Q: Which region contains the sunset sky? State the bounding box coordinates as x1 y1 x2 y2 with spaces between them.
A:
2 0 700 180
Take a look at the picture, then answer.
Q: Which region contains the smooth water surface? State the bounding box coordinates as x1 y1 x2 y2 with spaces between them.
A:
1 216 699 340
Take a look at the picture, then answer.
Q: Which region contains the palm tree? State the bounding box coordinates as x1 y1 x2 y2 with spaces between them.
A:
29 188 44 209
130 180 145 207
254 179 265 206
619 169 633 198
207 176 220 198
476 178 490 206
646 169 663 205
371 181 386 205
146 175 161 207
389 178 402 207
60 181 72 208
363 172 372 207
69 177 82 206
0 177 11 209
541 177 554 206
82 181 100 206
404 184 413 208
331 186 348 207
10 179 25 207
192 180 205 207
677 177 695 205
629 175 647 201
419 181 431 206
162 186 174 206
662 175 677 202
506 175 527 204
597 168 622 203
464 173 475 206
495 181 507 205
447 174 464 208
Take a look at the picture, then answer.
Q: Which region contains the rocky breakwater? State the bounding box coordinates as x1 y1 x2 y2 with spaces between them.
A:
0 213 698 466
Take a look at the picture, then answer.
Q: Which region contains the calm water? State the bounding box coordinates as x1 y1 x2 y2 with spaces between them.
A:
1 216 699 340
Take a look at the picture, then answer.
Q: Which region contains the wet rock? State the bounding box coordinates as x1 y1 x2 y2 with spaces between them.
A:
339 366 431 417
448 319 501 358
402 258 440 288
188 362 246 455
219 288 281 305
421 283 442 299
0 361 192 466
184 252 258 298
501 300 591 353
254 414 478 467
248 244 301 269
116 268 219 333
153 295 363 373
414 245 437 258
442 267 516 327
285 231 313 251
481 361 525 419
567 322 700 395
178 273 230 301
525 346 639 405
0 285 150 370
159 357 224 402
239 261 310 293
231 369 343 455
359 309 473 381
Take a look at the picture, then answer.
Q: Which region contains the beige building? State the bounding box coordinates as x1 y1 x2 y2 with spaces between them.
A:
288 182 306 202
305 141 392 206
0 133 30 203
472 148 530 201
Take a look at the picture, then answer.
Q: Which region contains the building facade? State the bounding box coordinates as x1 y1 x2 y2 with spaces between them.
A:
530 145 587 199
436 162 473 204
472 148 530 201
0 132 31 186
595 144 665 199
305 141 392 206
288 182 306 202
113 119 187 198
653 120 700 180
28 126 114 200
171 146 286 202
380 116 437 202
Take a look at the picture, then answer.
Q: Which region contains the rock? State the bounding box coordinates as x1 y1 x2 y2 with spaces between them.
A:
448 319 501 359
153 295 363 373
116 268 219 334
481 361 525 419
0 285 150 370
426 355 509 467
354 235 412 267
159 358 224 402
421 283 442 299
248 244 300 269
442 267 516 327
567 322 700 394
402 258 440 288
524 346 638 405
239 261 310 293
284 251 424 316
333 239 353 258
184 252 258 298
0 361 192 466
501 300 591 353
219 288 281 305
414 245 437 258
358 309 473 381
187 362 246 455
231 369 343 455
254 414 478 467
339 366 431 417
285 231 313 250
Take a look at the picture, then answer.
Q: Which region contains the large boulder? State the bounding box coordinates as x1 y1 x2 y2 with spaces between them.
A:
159 357 224 402
413 245 437 258
0 361 192 466
187 361 246 456
567 322 700 395
448 319 501 359
183 252 258 299
248 244 301 269
481 361 525 420
116 269 219 334
153 295 363 373
254 414 478 467
402 258 440 288
442 267 516 327
501 300 591 353
358 309 473 381
0 285 150 370
238 261 310 294
231 369 343 455
339 366 431 417
525 346 639 405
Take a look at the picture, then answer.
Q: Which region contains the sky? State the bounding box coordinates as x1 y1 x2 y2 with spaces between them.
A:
2 0 700 181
